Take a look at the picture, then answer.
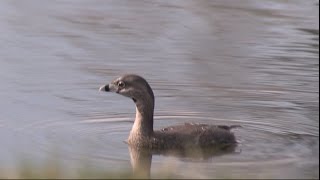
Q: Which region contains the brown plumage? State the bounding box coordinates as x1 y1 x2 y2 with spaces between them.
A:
99 74 240 150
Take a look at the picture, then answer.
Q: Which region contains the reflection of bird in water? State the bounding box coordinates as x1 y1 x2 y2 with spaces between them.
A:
100 74 241 178
100 74 240 150
127 143 238 179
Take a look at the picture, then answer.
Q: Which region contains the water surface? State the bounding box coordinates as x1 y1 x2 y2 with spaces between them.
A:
0 0 318 178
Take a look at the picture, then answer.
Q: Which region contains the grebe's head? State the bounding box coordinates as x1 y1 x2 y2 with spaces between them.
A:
99 74 154 104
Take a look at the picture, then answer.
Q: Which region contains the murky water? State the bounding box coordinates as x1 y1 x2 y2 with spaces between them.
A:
0 0 318 178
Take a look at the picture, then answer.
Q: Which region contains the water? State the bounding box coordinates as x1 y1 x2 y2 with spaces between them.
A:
0 0 318 178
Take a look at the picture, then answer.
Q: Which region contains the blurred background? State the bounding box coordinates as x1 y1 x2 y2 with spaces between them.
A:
0 0 318 178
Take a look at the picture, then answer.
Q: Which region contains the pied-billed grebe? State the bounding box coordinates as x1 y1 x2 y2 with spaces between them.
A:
99 74 239 149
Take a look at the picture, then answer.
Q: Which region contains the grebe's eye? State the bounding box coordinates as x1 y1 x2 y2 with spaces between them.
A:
117 81 125 88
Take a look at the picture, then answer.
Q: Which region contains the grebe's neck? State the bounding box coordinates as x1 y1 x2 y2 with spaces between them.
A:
129 94 154 139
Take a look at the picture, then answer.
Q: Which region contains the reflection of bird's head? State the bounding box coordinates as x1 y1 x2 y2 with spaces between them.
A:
99 74 154 104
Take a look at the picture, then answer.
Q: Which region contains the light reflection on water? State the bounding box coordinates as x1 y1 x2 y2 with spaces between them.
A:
0 0 318 178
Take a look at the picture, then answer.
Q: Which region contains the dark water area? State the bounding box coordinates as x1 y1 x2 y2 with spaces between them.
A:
0 0 318 178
